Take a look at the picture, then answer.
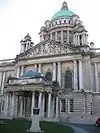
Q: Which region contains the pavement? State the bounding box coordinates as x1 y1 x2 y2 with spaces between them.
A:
59 122 100 133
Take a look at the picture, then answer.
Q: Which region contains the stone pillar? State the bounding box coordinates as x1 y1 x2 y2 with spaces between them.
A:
38 92 42 116
34 64 37 72
79 60 83 90
55 32 58 41
57 62 61 86
38 64 41 73
67 30 69 44
52 96 55 117
1 71 6 94
17 66 20 78
31 92 35 117
52 62 56 81
47 92 51 118
82 35 84 45
61 31 63 43
56 96 59 118
94 63 99 92
74 60 78 90
11 93 15 117
19 97 23 117
42 93 45 117
73 34 75 45
83 34 85 45
78 35 80 45
50 33 52 40
4 93 9 116
20 66 24 76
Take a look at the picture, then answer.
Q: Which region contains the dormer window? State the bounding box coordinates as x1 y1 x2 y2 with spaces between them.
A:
59 21 61 24
55 22 57 25
64 20 66 23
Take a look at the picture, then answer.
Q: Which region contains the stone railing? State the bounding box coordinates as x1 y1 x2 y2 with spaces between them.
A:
0 59 15 64
9 78 43 85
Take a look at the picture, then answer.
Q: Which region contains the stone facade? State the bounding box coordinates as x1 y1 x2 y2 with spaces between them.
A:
0 2 100 121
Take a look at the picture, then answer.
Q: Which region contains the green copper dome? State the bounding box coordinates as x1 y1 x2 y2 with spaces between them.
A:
21 70 43 78
52 2 75 21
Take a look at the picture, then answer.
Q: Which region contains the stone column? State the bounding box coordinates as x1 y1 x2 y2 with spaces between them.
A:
55 32 58 41
67 30 69 44
82 35 84 45
73 34 75 45
34 64 37 71
19 97 23 117
77 35 80 45
38 92 42 116
42 93 45 117
79 60 83 90
38 64 41 73
52 62 56 81
31 92 35 117
17 66 20 78
83 34 85 45
74 60 78 90
94 63 99 92
4 93 9 116
61 31 63 43
11 93 15 117
20 66 24 76
47 92 51 118
56 96 59 118
52 96 55 117
57 62 61 86
1 71 6 94
50 33 52 40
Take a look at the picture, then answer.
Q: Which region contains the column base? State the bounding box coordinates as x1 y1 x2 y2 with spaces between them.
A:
27 129 44 133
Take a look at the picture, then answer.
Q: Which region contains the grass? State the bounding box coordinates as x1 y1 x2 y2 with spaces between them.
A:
0 119 74 133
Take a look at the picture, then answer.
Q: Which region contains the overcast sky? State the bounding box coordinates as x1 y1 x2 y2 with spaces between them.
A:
0 0 100 59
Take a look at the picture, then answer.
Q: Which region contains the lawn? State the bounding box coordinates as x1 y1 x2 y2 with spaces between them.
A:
0 119 74 133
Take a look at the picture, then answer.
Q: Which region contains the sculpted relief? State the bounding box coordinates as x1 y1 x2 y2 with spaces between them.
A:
25 41 79 58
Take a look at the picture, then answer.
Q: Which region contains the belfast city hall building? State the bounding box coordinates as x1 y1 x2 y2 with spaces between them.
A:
0 2 100 121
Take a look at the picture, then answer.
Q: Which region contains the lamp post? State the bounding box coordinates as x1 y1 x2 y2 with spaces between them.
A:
90 100 93 115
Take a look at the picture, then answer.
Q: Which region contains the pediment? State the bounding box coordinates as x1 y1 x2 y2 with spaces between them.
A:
17 40 80 59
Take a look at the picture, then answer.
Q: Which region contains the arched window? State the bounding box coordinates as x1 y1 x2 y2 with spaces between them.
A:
65 70 72 89
45 72 52 81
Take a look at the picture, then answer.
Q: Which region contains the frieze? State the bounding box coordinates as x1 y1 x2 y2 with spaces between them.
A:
17 40 80 59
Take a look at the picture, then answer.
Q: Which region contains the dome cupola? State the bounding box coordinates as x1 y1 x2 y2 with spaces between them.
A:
51 2 75 21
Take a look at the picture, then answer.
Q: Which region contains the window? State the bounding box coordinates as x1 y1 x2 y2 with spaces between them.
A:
69 99 74 112
61 99 66 112
55 22 57 25
64 20 66 23
45 72 52 81
65 70 72 89
59 21 61 24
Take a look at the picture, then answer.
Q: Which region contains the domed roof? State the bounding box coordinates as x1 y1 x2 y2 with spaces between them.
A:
51 2 75 21
21 70 43 78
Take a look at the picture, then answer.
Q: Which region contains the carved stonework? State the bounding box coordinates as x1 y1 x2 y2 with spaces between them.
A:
18 40 80 59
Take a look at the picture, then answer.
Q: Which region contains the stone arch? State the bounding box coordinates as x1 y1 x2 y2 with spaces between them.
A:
45 69 52 81
64 67 73 89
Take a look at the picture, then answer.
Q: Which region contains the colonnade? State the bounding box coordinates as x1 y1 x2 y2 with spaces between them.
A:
4 91 59 118
16 60 83 90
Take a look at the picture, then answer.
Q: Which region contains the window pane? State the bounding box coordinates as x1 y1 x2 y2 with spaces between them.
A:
65 70 72 89
45 72 52 81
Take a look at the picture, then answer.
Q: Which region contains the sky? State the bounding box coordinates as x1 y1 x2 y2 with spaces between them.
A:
0 0 100 59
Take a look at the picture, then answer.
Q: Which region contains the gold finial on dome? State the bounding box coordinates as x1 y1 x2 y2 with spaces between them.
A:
61 1 68 10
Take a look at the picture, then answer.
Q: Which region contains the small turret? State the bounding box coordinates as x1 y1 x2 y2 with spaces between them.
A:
20 33 34 53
